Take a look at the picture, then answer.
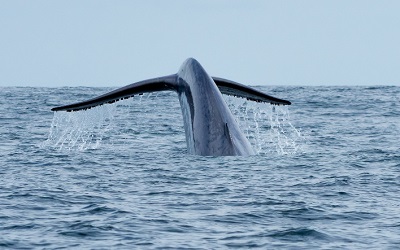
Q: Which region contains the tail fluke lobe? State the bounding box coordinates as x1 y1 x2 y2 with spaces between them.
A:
51 75 177 112
212 77 291 105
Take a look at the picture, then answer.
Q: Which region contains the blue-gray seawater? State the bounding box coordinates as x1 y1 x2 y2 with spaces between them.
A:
0 86 399 249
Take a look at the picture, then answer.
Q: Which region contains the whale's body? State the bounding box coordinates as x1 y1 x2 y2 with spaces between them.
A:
52 58 291 156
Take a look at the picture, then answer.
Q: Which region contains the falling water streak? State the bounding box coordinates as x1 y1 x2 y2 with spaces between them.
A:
43 94 305 155
224 95 305 155
43 104 117 151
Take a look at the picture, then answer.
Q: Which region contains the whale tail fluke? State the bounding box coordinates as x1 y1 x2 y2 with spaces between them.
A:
52 75 291 112
50 58 293 156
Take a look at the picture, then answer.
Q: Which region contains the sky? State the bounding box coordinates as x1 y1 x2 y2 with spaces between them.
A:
1 0 399 87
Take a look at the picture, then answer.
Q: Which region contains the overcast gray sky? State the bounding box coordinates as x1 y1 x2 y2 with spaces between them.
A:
1 0 399 87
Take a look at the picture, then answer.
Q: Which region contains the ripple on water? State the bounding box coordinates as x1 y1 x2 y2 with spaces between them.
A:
1 86 400 249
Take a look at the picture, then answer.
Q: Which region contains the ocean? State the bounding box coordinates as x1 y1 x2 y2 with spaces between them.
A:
0 86 399 249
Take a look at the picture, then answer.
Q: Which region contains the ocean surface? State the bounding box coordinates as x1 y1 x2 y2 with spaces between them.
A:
0 86 399 249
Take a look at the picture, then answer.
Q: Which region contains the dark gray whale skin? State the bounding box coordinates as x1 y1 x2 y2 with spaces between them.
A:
52 58 291 156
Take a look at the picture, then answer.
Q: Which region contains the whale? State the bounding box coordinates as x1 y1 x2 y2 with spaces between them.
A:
52 58 291 156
